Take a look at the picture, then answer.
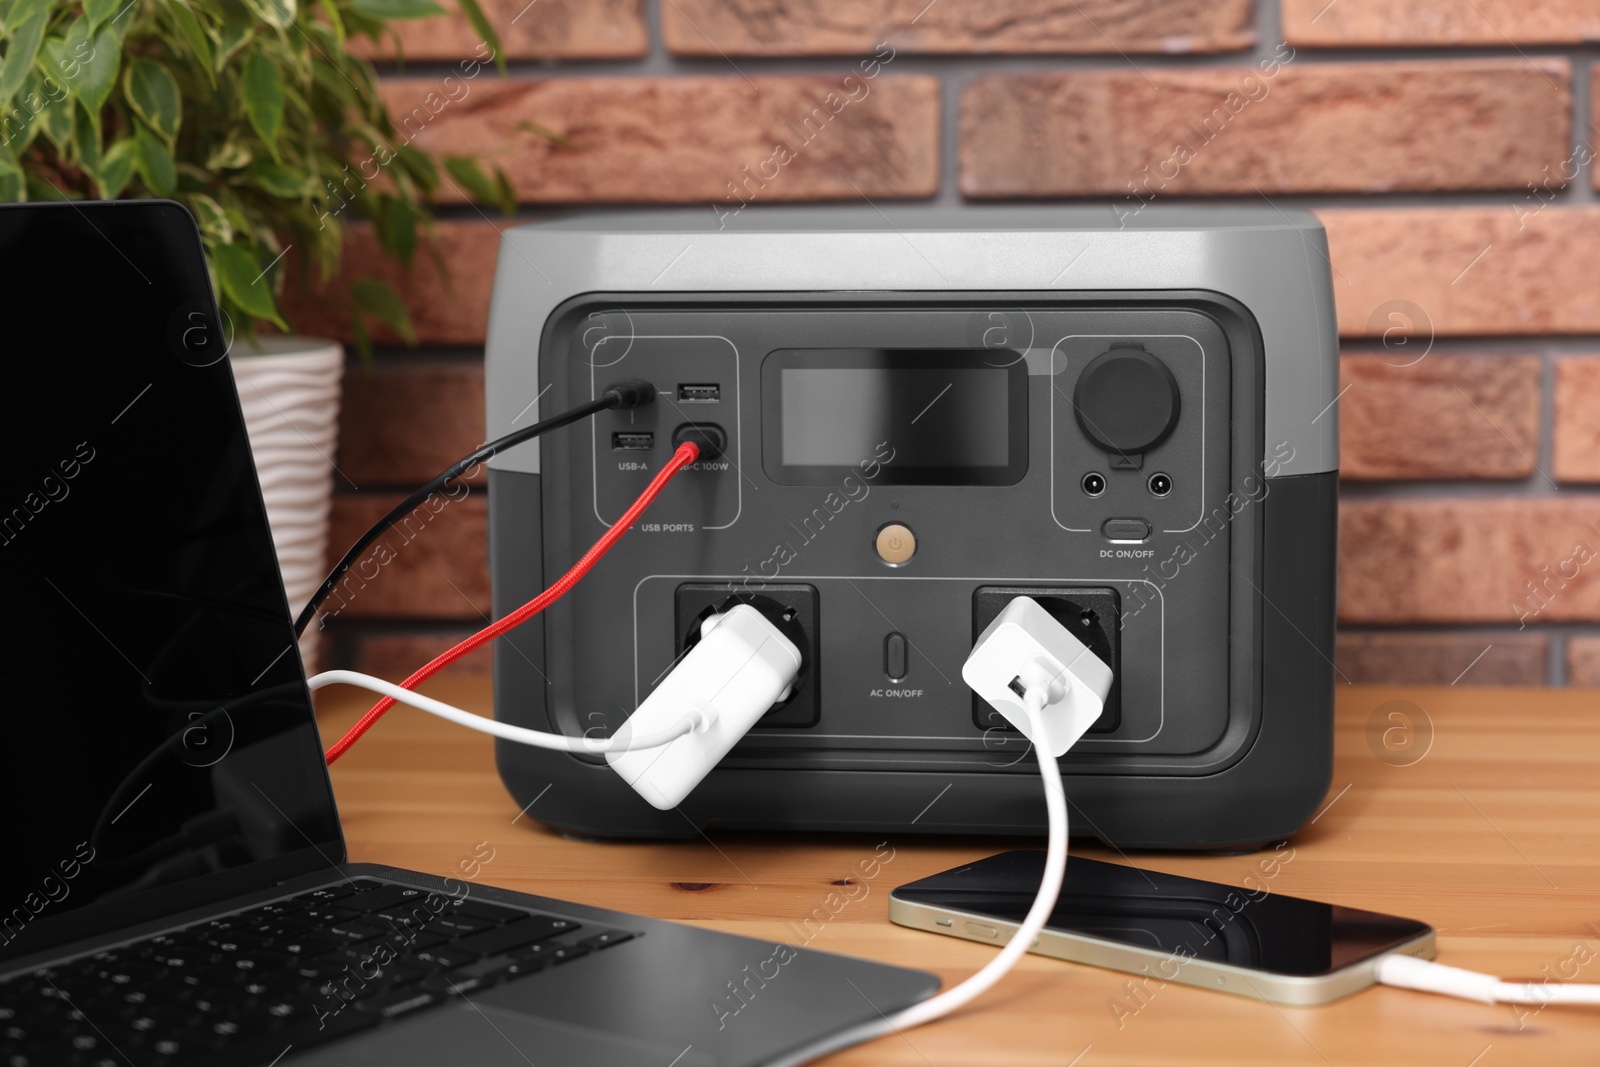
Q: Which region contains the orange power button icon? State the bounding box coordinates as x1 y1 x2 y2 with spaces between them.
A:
875 524 916 565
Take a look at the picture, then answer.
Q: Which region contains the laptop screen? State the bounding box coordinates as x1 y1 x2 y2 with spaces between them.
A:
0 201 343 963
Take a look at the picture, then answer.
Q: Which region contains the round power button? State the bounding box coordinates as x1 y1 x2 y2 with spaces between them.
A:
875 523 916 565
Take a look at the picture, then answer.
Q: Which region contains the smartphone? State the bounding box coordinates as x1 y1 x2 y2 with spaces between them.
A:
889 850 1434 1005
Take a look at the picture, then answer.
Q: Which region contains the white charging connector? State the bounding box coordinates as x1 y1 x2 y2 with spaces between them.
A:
1375 953 1600 1007
606 604 803 809
772 594 1108 1067
961 596 1114 756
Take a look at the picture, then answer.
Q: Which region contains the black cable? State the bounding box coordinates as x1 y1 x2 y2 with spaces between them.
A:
294 380 657 637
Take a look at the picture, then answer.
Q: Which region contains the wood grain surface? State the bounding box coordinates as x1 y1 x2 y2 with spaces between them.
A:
317 680 1600 1065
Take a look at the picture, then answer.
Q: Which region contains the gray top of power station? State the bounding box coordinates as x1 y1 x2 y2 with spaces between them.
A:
484 206 1338 477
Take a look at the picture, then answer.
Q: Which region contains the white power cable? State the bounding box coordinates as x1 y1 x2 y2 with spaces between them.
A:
769 687 1069 1067
1375 953 1600 1006
307 670 703 753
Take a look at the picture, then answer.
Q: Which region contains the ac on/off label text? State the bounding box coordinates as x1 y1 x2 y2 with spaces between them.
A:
639 523 696 533
869 689 924 698
1101 548 1154 558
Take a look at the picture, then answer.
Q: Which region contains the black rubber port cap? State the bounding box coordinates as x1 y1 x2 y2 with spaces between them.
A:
1072 347 1181 456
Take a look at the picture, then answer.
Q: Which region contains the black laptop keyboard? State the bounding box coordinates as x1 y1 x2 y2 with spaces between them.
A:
0 878 637 1067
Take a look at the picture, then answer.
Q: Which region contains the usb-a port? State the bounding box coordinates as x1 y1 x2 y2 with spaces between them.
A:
677 383 720 403
612 432 654 451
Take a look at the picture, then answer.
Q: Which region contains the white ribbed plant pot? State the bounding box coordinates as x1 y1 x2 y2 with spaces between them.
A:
231 336 343 673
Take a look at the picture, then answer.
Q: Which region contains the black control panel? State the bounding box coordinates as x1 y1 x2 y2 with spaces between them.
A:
523 295 1259 778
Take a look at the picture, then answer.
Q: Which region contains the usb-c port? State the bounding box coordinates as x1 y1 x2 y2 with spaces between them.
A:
612 432 654 451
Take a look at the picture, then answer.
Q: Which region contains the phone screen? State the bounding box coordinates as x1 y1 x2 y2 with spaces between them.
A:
892 851 1431 978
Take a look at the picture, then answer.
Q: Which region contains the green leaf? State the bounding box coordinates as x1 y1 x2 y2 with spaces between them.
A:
0 170 24 201
244 161 310 198
72 100 100 173
4 0 54 29
82 0 120 30
164 1 215 82
491 166 515 216
452 0 502 74
66 24 120 121
95 136 137 197
206 133 251 170
38 35 74 93
443 155 498 206
2 0 52 38
133 121 176 195
1 71 48 152
125 58 181 143
25 172 74 199
352 0 444 20
0 142 19 177
376 194 419 267
0 9 47 106
309 54 359 110
392 143 436 193
174 160 210 191
36 82 73 148
213 4 253 70
241 52 283 155
350 278 414 344
314 0 345 43
185 192 232 243
214 241 287 329
240 0 295 29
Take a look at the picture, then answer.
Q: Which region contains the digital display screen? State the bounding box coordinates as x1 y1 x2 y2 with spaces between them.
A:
762 349 1027 485
893 852 1432 978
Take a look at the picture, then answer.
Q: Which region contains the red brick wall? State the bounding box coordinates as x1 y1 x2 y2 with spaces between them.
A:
294 0 1600 688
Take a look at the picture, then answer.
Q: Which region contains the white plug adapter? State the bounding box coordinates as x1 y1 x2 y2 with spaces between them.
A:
606 604 803 809
961 596 1114 756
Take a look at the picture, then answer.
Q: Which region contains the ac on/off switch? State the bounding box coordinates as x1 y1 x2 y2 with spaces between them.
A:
884 632 908 681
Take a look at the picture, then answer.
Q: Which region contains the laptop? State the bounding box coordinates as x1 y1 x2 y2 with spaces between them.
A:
0 200 937 1066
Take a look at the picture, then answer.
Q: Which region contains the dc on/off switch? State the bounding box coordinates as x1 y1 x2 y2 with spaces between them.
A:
1102 518 1151 542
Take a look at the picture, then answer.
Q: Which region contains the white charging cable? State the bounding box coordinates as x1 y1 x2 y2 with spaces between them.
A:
1375 953 1600 1006
307 670 708 753
769 687 1069 1067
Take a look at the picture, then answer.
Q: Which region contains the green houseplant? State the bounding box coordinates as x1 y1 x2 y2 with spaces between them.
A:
0 0 511 350
0 0 513 666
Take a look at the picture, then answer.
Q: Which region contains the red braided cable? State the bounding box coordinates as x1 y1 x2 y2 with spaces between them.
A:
324 441 700 762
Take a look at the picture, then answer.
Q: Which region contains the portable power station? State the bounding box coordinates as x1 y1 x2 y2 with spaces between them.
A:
483 207 1338 850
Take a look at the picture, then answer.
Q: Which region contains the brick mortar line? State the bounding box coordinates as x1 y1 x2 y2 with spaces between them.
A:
1539 349 1559 492
1573 60 1598 203
367 48 1600 80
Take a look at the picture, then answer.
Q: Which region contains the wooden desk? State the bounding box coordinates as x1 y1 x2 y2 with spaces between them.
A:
318 681 1600 1065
